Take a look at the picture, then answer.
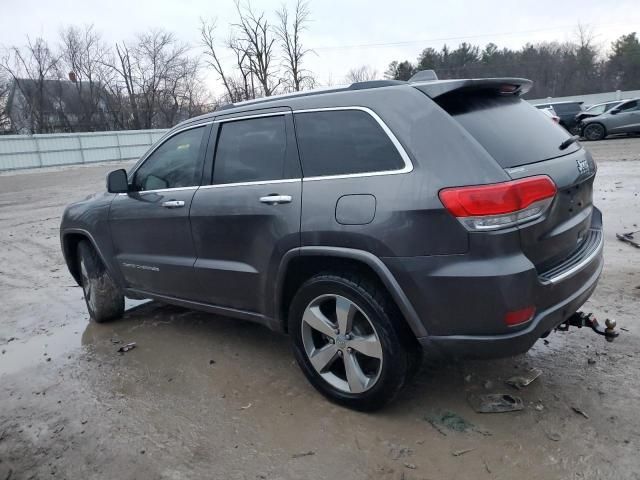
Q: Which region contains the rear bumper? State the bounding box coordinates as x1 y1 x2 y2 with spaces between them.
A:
417 252 602 358
382 208 604 359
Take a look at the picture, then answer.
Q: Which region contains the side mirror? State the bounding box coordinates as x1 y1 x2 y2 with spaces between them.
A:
107 169 129 193
610 108 619 115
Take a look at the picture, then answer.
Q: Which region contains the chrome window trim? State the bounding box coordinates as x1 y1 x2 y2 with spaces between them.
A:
116 186 199 196
128 122 212 185
213 111 291 123
292 106 414 182
199 178 301 190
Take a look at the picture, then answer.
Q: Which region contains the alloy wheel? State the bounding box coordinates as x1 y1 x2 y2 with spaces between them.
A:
300 294 383 394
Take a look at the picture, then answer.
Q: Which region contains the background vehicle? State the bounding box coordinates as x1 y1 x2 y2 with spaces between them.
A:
535 101 584 132
61 77 602 410
539 106 560 123
580 98 640 140
575 100 624 122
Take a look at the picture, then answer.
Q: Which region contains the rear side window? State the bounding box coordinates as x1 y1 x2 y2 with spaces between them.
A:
294 110 405 177
438 93 579 168
213 115 288 184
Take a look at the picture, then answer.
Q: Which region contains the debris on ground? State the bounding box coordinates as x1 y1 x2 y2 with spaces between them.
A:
239 403 252 410
545 430 562 442
452 448 475 457
572 406 590 419
404 463 416 469
425 410 490 436
291 451 315 459
117 342 136 353
483 380 494 390
616 231 640 248
588 358 597 365
468 394 524 413
535 403 544 411
483 458 492 473
505 368 542 389
384 441 413 460
209 359 216 365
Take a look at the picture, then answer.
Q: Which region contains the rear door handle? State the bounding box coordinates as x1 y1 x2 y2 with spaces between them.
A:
162 200 185 208
259 194 292 205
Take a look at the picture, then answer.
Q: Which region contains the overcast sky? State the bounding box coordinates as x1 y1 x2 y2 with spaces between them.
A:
1 0 638 94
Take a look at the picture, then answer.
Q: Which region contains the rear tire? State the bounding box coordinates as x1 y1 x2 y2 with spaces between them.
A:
289 272 419 411
77 240 124 323
582 123 606 141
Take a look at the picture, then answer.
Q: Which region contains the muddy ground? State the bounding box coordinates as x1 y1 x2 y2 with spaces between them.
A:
0 137 639 480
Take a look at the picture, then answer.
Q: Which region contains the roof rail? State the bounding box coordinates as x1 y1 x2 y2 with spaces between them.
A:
348 80 406 90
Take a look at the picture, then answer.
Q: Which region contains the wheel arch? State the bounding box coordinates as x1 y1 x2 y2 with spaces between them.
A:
274 247 427 339
61 229 112 286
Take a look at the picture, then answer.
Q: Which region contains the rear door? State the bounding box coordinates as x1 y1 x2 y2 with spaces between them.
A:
109 124 210 298
189 110 301 314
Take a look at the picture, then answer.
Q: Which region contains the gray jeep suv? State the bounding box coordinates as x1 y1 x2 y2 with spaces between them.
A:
61 78 603 410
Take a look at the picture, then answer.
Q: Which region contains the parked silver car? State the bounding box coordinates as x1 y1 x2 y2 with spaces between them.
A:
580 98 640 140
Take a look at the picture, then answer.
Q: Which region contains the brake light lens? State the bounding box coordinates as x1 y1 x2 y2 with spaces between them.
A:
439 175 557 231
504 306 536 327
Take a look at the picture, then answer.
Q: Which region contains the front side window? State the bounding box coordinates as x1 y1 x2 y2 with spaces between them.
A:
133 127 205 191
213 115 288 184
618 100 638 112
294 109 405 177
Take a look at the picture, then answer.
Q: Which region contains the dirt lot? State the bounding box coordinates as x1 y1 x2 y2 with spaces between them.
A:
1 137 639 480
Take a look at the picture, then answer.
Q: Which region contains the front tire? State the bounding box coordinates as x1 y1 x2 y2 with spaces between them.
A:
582 123 606 141
77 240 124 323
289 273 417 411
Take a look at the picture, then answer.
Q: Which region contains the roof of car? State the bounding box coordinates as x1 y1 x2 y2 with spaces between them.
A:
177 77 533 129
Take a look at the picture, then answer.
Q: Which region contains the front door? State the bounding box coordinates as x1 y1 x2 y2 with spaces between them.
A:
109 124 210 298
189 111 302 315
609 100 640 133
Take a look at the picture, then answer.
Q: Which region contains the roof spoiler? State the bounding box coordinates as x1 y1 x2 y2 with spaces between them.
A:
414 78 533 98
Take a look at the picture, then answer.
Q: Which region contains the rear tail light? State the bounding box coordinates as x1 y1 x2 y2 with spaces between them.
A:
439 175 557 231
504 306 536 327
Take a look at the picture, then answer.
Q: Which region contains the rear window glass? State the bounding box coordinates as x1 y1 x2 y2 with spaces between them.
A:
294 110 405 177
437 93 579 168
552 103 582 114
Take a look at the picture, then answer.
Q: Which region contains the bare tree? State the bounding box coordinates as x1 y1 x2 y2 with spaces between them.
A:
0 36 62 133
106 29 193 129
59 25 111 130
199 18 239 102
345 65 378 83
0 72 11 131
276 0 314 91
233 0 281 97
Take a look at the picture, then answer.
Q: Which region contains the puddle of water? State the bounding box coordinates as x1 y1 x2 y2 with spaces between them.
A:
0 299 148 377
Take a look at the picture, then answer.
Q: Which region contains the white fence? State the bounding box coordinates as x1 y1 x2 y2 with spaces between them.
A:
0 129 169 171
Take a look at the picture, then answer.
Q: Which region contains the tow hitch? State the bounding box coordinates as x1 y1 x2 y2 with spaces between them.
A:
557 311 619 342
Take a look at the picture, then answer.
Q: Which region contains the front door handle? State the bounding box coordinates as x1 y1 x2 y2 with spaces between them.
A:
259 194 292 205
162 200 185 208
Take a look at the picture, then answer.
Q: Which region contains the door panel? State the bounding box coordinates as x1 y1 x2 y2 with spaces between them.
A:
110 188 198 298
189 180 302 312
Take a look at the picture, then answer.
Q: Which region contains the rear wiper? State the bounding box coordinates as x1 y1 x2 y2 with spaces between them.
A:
559 135 580 150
